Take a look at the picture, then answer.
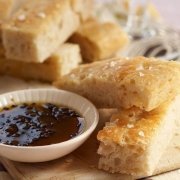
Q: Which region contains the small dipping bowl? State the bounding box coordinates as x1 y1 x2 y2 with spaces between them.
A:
0 89 99 162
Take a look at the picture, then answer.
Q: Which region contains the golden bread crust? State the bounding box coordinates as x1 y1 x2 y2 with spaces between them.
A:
2 0 70 32
0 43 82 82
0 0 13 21
97 96 180 176
2 0 80 62
55 56 180 111
69 19 128 61
98 100 172 147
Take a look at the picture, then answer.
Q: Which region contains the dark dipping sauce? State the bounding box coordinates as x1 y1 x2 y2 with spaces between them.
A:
0 103 84 146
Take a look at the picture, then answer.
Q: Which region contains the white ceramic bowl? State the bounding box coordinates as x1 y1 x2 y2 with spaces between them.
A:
0 89 99 162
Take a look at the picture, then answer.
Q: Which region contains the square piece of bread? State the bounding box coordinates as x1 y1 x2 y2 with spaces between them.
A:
54 57 180 111
97 95 180 177
0 43 82 82
2 0 80 63
69 19 128 62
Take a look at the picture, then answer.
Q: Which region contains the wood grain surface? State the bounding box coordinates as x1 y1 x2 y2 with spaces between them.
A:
0 172 12 180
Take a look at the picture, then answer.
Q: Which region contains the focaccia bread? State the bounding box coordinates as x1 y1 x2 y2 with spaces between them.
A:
0 0 28 40
97 95 180 177
54 57 180 111
70 0 94 21
2 0 80 63
0 0 28 21
69 19 128 61
0 43 82 82
0 0 16 22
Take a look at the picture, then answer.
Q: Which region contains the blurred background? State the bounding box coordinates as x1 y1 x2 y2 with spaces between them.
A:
96 0 180 29
153 0 180 30
95 0 180 60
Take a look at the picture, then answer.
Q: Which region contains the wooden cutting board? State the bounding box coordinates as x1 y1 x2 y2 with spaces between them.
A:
0 76 180 180
0 172 12 180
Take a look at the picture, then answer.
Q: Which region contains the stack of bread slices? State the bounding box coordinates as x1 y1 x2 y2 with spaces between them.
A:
1 0 179 178
0 0 128 82
54 56 180 178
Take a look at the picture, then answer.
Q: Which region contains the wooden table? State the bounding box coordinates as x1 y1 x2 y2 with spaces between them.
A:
0 164 12 180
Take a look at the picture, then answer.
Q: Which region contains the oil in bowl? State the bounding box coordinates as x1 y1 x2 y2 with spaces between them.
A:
0 103 84 146
0 89 99 162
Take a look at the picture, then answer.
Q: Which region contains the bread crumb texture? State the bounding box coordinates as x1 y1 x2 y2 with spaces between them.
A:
55 56 180 111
